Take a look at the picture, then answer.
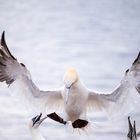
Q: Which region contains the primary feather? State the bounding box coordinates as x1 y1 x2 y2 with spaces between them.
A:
0 31 63 113
88 52 140 118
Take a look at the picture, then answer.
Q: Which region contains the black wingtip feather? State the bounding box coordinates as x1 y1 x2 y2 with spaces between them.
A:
127 116 133 139
133 51 140 65
128 116 133 130
0 31 17 60
1 31 6 47
133 121 137 139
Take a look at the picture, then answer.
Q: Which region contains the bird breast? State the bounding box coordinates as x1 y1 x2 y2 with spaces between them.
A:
64 87 88 121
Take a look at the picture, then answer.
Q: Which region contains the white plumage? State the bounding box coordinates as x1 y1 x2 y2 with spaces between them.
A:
0 31 140 127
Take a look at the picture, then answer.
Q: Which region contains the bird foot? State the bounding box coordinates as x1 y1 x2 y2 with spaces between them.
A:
47 113 88 129
72 119 88 128
47 112 67 125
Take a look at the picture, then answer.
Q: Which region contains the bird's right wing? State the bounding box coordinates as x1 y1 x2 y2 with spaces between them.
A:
0 31 63 113
87 52 140 118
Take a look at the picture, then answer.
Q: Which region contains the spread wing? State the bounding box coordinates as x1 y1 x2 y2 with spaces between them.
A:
88 52 140 118
0 31 63 113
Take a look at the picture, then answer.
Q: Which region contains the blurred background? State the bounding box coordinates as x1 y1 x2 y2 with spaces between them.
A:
0 0 140 140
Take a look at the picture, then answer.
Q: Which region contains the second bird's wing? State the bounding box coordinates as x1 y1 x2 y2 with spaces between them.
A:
0 32 63 113
88 52 140 118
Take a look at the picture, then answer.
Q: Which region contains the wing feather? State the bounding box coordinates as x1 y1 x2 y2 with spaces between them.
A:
0 31 63 113
88 52 140 118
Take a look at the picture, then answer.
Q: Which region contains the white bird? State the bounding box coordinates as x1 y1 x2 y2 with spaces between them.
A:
29 113 47 140
0 31 140 128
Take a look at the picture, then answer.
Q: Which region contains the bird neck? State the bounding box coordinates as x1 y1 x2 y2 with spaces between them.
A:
72 79 86 91
30 127 46 140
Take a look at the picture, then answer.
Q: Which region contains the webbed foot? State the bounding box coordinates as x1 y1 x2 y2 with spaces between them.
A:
72 119 88 128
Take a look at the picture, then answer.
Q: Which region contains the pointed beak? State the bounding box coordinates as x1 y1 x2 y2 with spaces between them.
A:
32 113 48 127
65 86 71 104
32 113 42 126
39 116 48 124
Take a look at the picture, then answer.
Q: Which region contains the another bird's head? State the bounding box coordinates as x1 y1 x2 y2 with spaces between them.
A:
63 68 79 104
29 113 47 129
63 68 79 88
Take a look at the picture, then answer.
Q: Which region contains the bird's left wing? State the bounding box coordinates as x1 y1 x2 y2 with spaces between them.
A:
88 52 140 118
0 31 63 113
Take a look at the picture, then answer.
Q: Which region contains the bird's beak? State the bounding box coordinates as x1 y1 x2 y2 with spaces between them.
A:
39 116 48 124
32 113 42 126
65 86 71 104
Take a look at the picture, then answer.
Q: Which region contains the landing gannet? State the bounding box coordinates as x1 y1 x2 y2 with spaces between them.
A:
0 31 140 128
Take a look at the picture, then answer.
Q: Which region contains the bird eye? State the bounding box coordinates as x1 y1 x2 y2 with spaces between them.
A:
32 117 37 123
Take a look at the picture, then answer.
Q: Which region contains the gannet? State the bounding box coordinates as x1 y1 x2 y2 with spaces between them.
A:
0 31 140 128
29 112 67 140
29 113 47 140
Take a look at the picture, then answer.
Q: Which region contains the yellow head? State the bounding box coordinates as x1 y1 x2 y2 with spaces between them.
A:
63 68 79 88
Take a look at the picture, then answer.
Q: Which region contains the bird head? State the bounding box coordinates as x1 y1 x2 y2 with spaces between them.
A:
30 113 47 129
63 68 79 88
63 68 79 104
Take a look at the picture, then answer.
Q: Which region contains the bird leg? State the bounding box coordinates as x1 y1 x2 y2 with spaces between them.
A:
72 119 88 128
47 112 67 125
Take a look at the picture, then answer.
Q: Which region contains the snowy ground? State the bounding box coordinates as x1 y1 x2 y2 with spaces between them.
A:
0 0 140 140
